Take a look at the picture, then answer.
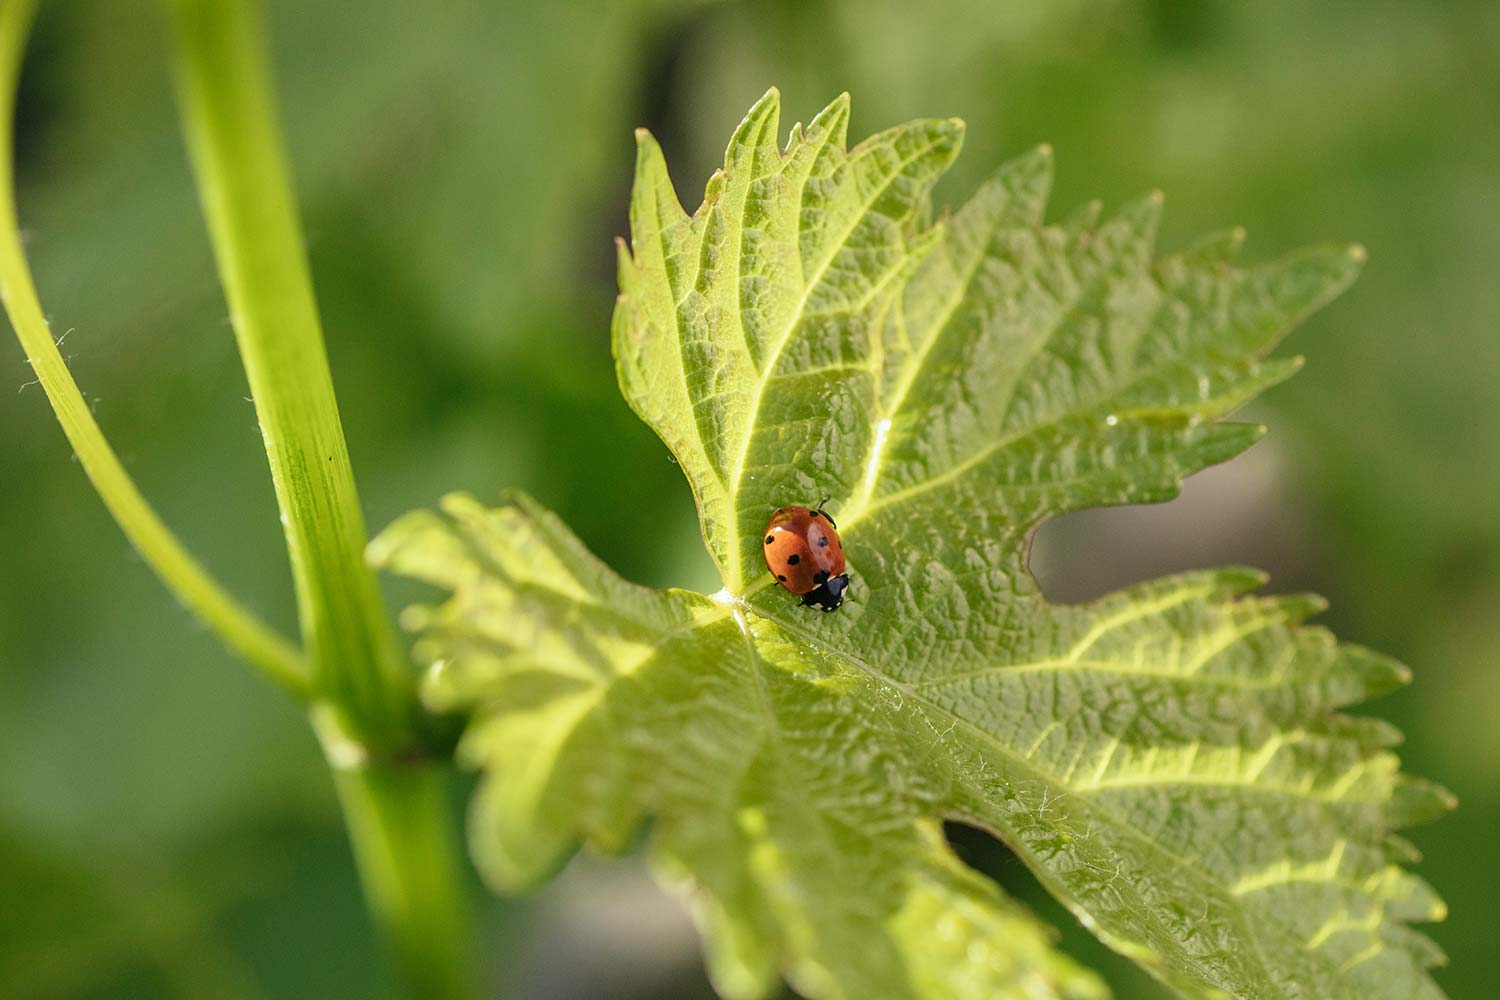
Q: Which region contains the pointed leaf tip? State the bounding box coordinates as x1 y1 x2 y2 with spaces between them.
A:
1389 776 1459 829
738 88 781 127
807 91 852 143
731 89 781 144
1217 566 1273 594
632 127 665 169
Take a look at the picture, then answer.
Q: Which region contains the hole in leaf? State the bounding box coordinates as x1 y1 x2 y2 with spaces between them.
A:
1028 440 1319 604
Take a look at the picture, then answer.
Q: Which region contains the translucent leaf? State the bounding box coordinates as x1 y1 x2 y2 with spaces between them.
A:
374 89 1449 999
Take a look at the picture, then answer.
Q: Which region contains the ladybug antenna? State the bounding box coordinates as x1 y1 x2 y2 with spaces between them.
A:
816 496 837 529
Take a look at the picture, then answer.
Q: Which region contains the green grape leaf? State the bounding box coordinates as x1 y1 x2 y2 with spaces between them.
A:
372 89 1450 1000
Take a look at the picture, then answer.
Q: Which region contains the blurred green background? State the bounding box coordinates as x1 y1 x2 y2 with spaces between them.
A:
2 1 1495 997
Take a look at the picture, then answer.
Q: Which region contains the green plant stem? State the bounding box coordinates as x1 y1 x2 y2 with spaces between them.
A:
324 730 474 1000
0 0 307 696
166 0 410 748
165 1 473 996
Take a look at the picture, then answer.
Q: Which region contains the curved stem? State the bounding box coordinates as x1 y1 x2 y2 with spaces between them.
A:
0 0 308 698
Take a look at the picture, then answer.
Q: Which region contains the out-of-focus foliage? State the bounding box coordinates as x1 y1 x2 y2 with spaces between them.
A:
1 2 1494 998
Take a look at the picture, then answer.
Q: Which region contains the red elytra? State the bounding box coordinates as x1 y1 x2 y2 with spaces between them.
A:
762 503 850 611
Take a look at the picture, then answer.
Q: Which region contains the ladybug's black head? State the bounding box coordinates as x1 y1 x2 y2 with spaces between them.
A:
801 573 849 612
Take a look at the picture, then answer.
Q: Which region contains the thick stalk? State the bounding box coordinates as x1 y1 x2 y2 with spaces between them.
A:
322 716 474 1000
165 1 473 995
166 0 410 747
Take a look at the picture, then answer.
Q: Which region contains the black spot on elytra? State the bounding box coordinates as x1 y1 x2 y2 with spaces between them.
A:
808 510 820 518
766 535 775 545
786 554 800 565
817 536 828 547
777 574 787 582
814 570 829 584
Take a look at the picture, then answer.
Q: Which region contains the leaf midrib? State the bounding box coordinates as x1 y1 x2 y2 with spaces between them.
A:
722 130 955 590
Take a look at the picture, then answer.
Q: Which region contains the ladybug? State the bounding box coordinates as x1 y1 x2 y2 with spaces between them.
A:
762 499 850 612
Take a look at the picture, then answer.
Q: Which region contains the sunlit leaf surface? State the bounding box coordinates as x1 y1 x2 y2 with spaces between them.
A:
374 90 1449 1000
